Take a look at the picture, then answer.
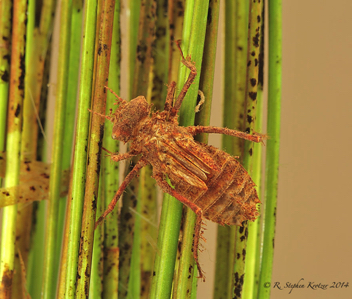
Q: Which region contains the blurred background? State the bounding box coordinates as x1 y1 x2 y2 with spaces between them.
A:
196 1 352 298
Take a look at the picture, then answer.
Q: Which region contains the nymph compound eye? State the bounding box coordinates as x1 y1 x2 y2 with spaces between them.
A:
112 123 132 142
111 131 118 140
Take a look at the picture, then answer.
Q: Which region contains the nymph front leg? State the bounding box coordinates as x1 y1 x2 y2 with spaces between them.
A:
95 159 148 229
186 126 266 144
102 147 140 163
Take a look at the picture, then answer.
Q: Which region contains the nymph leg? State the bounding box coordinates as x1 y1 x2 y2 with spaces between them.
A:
169 41 197 119
163 81 177 113
102 147 139 163
186 126 267 144
154 173 206 280
95 159 148 229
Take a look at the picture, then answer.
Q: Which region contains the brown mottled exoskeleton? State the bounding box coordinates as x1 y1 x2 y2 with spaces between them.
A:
94 48 264 280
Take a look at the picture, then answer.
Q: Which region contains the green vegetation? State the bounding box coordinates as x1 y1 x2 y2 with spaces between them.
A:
0 1 281 298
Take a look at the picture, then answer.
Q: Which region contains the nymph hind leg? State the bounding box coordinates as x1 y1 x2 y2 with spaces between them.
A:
186 126 267 144
153 173 206 280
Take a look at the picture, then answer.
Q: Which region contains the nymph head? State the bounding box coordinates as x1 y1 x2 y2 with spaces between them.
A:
110 96 150 143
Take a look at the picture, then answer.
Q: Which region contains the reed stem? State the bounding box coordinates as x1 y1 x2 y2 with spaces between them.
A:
75 0 115 296
64 0 98 296
258 0 282 297
0 1 27 296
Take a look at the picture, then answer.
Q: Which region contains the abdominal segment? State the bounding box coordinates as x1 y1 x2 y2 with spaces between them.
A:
162 142 260 226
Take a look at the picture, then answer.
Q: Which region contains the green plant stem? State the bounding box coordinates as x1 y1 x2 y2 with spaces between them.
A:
149 1 195 297
118 1 156 297
168 0 185 83
154 1 210 298
223 0 247 154
175 0 215 297
26 42 51 297
64 0 98 297
149 180 168 299
89 174 104 298
149 3 190 293
118 164 139 298
27 67 51 299
128 185 142 299
139 2 168 297
129 1 157 297
55 3 83 296
41 1 72 297
102 1 120 298
0 152 4 177
132 0 156 98
139 167 158 298
0 0 27 297
243 88 263 299
20 0 36 159
258 0 282 298
214 1 249 298
12 0 35 296
27 203 46 297
195 0 220 136
151 0 169 110
244 4 265 298
193 1 220 296
214 225 232 299
129 0 142 98
21 0 56 162
54 0 83 293
174 0 193 106
150 186 183 299
57 169 73 298
242 0 263 147
0 0 11 164
232 0 263 297
151 1 193 297
75 0 115 296
253 94 264 299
